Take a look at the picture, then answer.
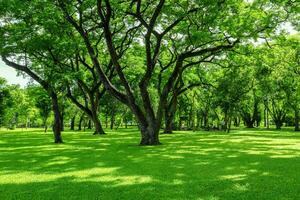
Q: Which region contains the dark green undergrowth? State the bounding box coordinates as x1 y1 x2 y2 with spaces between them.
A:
0 128 300 200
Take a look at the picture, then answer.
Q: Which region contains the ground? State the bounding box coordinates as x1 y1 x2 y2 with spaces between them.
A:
0 128 300 200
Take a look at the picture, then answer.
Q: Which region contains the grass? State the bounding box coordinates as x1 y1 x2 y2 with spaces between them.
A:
0 128 300 200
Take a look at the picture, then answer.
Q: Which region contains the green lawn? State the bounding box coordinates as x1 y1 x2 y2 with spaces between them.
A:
0 128 300 200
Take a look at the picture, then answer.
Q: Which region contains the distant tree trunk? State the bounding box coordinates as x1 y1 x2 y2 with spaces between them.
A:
243 113 255 128
70 115 75 130
164 115 174 134
203 110 209 130
50 90 63 143
124 117 128 128
78 114 84 131
234 117 240 127
87 120 92 129
275 121 282 130
163 96 177 134
264 98 270 129
294 109 299 131
110 110 115 130
273 113 285 130
196 111 201 129
60 108 64 132
222 108 229 131
105 109 109 128
227 117 232 133
43 117 48 133
179 114 183 130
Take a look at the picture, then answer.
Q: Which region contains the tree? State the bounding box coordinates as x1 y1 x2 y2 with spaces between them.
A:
0 1 64 142
55 0 290 145
0 78 10 127
27 85 52 132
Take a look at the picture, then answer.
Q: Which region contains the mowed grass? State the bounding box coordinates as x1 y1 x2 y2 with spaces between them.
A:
0 128 300 200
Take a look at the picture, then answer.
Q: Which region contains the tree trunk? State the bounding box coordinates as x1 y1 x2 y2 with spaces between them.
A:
50 91 63 143
139 121 160 145
164 116 173 134
87 120 92 129
203 111 209 130
92 117 105 135
110 110 115 130
78 114 84 131
295 109 299 131
163 98 177 134
275 122 282 130
264 99 270 129
227 117 232 133
105 110 108 128
60 107 64 131
43 118 48 133
70 115 75 130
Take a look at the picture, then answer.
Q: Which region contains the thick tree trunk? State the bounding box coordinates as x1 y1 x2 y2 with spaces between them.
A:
139 122 161 145
295 109 299 131
50 91 63 143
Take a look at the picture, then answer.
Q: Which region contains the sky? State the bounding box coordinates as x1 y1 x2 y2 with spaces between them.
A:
0 23 298 88
0 60 32 87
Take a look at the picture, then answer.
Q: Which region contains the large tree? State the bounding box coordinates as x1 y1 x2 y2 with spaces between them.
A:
54 0 291 145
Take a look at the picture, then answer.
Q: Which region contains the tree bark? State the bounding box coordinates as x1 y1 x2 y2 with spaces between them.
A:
139 121 161 145
163 96 177 134
92 116 105 135
110 110 115 130
50 91 63 143
70 115 75 130
88 120 92 129
78 114 84 131
164 115 174 134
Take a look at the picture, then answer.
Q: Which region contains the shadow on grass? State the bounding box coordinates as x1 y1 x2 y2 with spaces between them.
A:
0 128 300 199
